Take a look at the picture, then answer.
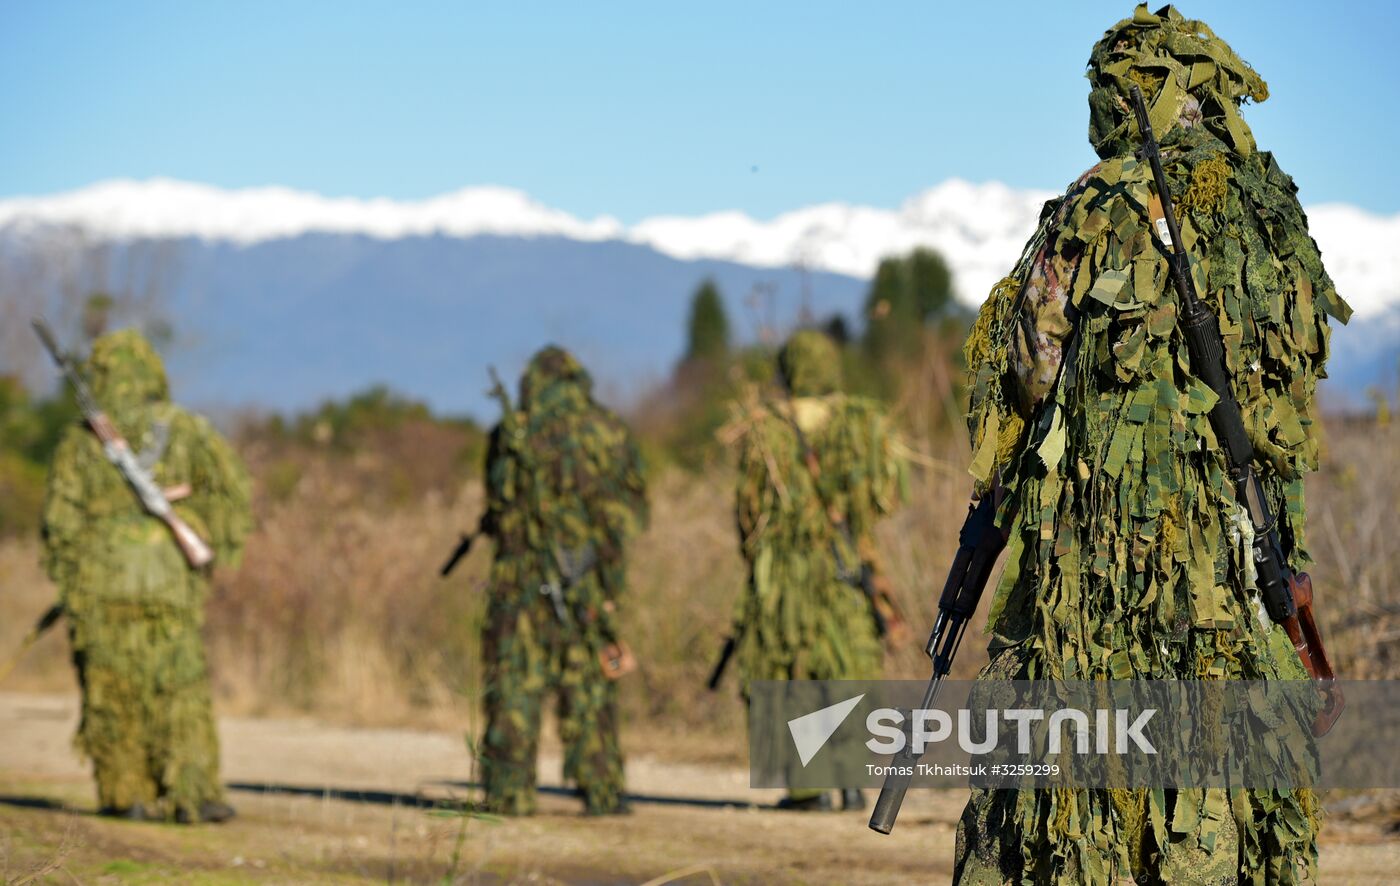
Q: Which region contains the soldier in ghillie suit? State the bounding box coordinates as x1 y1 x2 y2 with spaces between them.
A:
477 346 647 816
954 5 1349 883
42 330 251 823
727 330 906 811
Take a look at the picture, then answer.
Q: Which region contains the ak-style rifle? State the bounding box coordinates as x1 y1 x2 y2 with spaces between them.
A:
7 321 213 683
867 483 1014 834
32 319 212 568
1128 85 1342 735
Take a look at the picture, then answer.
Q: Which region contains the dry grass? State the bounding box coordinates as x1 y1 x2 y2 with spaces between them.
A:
1307 418 1400 679
1 416 1395 755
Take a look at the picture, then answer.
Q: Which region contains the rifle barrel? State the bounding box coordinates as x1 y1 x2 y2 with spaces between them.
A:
440 532 476 577
869 493 1003 835
707 635 738 691
0 604 64 685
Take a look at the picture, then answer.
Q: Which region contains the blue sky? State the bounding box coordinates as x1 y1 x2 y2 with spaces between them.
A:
2 1 1395 221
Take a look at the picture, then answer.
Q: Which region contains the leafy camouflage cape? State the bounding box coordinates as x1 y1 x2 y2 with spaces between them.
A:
727 331 906 688
477 346 648 815
954 6 1350 884
42 329 251 820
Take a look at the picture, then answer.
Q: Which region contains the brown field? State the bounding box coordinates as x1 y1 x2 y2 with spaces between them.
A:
0 415 1396 883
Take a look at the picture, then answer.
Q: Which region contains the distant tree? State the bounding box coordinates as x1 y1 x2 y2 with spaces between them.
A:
861 247 955 360
862 258 919 359
684 279 730 363
907 247 953 320
295 385 434 447
0 376 79 537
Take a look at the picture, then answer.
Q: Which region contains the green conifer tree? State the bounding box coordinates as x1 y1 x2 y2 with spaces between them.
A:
862 258 918 359
861 248 954 360
684 279 731 362
907 247 953 320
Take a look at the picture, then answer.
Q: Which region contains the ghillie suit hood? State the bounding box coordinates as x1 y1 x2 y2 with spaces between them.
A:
777 330 843 397
519 345 595 414
1088 4 1270 160
83 329 171 442
85 329 170 409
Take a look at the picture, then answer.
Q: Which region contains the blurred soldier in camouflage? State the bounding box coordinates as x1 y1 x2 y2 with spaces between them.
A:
728 330 906 811
477 346 647 816
42 330 251 823
954 5 1349 883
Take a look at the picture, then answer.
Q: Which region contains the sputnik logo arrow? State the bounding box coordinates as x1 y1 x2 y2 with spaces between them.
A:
787 694 865 767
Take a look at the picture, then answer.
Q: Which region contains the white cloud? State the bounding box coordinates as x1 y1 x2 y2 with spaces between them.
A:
1 177 1394 316
0 178 625 244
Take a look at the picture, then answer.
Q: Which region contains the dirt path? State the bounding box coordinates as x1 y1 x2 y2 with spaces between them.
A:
1 692 1395 884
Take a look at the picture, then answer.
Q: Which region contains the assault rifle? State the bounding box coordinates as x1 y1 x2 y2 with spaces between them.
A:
440 369 520 578
868 487 1010 834
32 319 213 568
441 369 519 577
870 297 1082 833
1128 85 1342 735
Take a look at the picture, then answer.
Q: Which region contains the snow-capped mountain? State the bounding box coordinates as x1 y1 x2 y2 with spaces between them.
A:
630 180 1054 310
0 179 1394 417
3 177 1394 316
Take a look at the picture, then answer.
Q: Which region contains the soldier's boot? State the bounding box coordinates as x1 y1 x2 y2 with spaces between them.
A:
840 789 866 811
100 804 155 822
480 784 537 817
581 793 631 816
574 774 630 816
174 800 236 824
776 790 833 812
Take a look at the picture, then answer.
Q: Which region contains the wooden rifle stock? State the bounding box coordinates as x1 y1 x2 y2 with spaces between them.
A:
91 423 214 569
164 508 215 569
1279 574 1344 735
33 318 214 570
